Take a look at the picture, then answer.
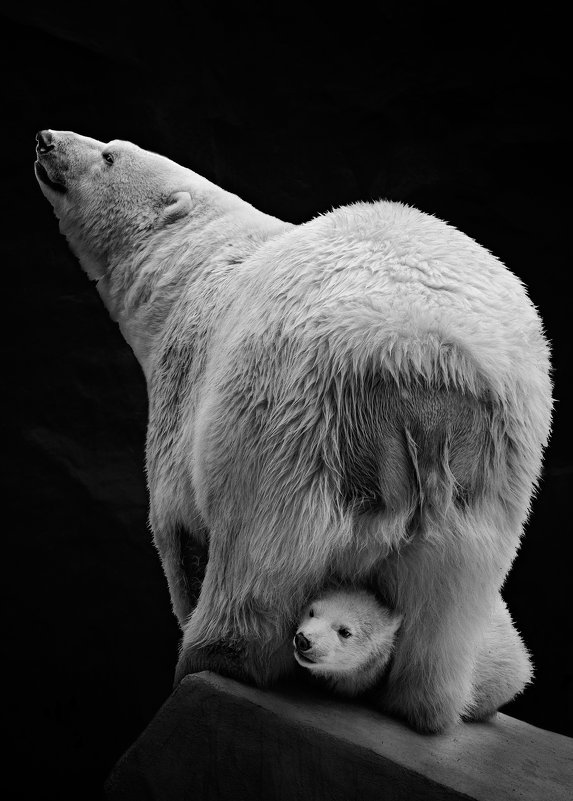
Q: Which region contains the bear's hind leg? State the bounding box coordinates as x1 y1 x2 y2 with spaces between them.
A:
375 515 516 733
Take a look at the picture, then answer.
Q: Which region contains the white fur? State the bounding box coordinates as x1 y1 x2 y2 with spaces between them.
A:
466 594 533 721
36 131 552 733
295 588 533 715
294 589 402 697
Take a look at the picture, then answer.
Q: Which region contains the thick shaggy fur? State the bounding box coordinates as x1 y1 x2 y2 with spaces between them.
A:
35 131 552 733
294 589 402 697
295 588 532 714
466 594 534 721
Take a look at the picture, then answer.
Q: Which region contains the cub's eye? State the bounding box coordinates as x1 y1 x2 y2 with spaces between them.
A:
339 628 352 639
103 153 115 165
309 609 314 618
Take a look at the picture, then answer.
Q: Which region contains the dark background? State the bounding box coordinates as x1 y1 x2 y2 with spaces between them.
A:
3 5 571 799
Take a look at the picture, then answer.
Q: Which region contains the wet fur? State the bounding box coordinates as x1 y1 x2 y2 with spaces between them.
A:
36 132 552 733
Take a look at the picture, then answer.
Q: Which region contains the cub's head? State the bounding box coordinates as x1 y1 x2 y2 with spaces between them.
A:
34 129 222 281
293 588 402 678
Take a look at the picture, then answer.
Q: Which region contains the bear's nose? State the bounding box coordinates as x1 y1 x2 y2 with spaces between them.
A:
36 130 55 154
295 632 311 652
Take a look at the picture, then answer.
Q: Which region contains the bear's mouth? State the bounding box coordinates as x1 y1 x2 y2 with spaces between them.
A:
295 651 316 665
35 161 67 194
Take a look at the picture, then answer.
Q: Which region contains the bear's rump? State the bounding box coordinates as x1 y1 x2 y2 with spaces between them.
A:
339 378 494 513
329 368 504 569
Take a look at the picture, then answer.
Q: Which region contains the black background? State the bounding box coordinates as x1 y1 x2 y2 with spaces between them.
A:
3 5 571 799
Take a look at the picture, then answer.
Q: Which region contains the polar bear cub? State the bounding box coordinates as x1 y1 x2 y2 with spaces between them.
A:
295 587 533 720
294 588 403 697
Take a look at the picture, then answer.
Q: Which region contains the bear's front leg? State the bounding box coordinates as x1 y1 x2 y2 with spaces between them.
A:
173 553 296 688
376 524 513 733
151 518 209 628
174 623 295 688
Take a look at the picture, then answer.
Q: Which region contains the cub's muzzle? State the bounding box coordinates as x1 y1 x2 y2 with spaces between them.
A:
294 632 311 652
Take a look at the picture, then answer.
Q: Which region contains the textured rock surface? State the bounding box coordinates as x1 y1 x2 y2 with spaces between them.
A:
105 673 573 801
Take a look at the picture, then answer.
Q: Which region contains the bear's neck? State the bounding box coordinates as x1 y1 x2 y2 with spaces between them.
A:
96 199 292 382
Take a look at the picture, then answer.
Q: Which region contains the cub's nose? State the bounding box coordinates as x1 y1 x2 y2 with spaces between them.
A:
36 130 55 154
295 632 311 652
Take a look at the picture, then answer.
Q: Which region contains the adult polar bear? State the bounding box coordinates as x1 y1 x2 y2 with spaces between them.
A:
35 130 552 733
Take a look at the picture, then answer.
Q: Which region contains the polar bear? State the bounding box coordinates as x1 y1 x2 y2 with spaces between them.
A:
34 130 552 733
294 588 403 697
294 588 533 720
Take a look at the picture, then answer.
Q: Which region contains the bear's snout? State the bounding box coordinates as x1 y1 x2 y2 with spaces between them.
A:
34 130 76 196
36 130 55 155
294 632 311 652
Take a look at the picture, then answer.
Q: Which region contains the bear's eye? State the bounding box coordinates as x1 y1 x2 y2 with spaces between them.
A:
339 628 352 639
103 152 115 165
309 609 314 618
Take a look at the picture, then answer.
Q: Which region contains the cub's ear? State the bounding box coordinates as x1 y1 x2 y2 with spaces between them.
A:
163 191 192 224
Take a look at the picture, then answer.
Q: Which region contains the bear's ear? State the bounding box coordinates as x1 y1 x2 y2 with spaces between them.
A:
163 191 192 224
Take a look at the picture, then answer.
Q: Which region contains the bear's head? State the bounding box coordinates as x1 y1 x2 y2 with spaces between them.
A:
293 589 402 677
34 129 222 282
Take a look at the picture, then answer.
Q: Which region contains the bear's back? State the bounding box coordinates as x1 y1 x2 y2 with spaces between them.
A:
213 199 550 408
